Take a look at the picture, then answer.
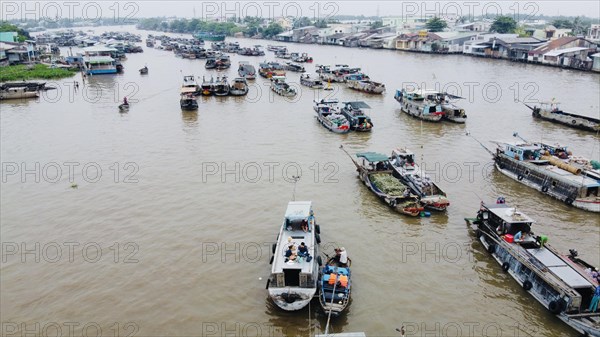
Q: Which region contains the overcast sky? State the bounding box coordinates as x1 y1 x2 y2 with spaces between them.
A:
2 1 599 22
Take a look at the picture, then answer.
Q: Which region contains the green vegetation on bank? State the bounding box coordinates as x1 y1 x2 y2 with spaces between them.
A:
0 64 77 82
0 22 31 42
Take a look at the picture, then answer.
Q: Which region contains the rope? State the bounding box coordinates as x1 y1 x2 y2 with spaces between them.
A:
324 266 338 335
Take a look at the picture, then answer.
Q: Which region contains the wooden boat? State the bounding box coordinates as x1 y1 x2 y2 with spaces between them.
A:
340 101 373 132
292 52 313 63
284 62 305 73
340 146 424 216
266 201 321 311
205 57 217 69
139 66 148 74
319 256 352 316
488 140 600 212
200 76 213 96
466 202 600 337
300 74 324 89
181 75 200 96
0 86 39 100
118 103 129 112
229 78 248 96
526 101 600 133
314 99 350 134
180 93 198 110
258 62 286 78
346 80 385 94
270 76 296 97
394 89 444 122
216 55 231 70
390 148 450 211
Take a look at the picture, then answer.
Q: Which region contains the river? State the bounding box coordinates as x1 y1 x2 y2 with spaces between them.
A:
1 26 599 337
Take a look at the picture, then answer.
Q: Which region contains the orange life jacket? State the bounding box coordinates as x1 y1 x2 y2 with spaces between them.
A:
328 273 337 285
339 275 348 287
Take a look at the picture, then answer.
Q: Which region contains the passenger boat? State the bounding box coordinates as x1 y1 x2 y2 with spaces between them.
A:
340 101 373 132
82 46 118 74
229 78 248 96
181 75 200 96
200 76 213 96
319 256 352 316
300 74 324 89
314 99 350 134
346 80 385 94
526 101 600 133
270 76 296 97
394 89 444 122
389 148 450 211
0 86 39 100
489 140 600 212
139 66 148 74
238 61 256 80
213 76 230 96
284 62 305 73
340 146 424 216
466 202 600 337
266 201 321 311
258 62 286 78
180 93 198 110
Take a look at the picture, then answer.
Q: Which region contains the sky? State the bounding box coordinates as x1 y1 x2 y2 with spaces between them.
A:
1 1 599 22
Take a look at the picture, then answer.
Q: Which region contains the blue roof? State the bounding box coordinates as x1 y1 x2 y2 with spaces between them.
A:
356 152 388 162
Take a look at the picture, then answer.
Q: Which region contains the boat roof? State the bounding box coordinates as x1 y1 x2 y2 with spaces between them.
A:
315 333 366 337
181 87 197 93
544 166 600 187
496 141 541 151
83 45 117 52
392 148 414 156
82 56 114 63
344 101 371 109
526 248 594 288
486 204 535 224
356 152 388 163
316 98 339 104
285 201 312 220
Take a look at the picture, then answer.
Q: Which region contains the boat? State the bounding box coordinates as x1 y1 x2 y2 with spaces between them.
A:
525 101 600 133
340 146 424 216
346 80 385 94
411 89 467 123
145 39 154 47
314 99 350 134
213 76 230 96
270 76 296 97
318 256 352 316
394 89 444 122
229 78 249 96
216 55 231 70
194 32 225 41
266 201 322 311
292 52 313 63
488 139 600 212
284 62 305 73
139 66 148 74
0 86 39 100
200 76 213 96
82 46 118 75
320 65 362 83
238 61 256 80
181 75 200 96
205 57 217 69
258 62 286 78
466 202 600 337
118 102 129 112
389 148 450 211
300 74 324 89
275 50 292 59
340 101 373 132
180 93 198 110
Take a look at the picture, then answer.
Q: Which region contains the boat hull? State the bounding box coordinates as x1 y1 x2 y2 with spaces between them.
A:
315 116 350 134
268 287 316 311
533 108 600 133
359 171 422 216
494 160 600 212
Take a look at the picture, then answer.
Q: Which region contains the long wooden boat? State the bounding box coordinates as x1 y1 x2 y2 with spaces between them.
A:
526 102 600 133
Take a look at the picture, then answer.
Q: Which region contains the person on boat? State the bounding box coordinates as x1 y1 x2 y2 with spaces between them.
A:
307 210 315 232
285 245 297 262
123 97 128 105
298 242 309 257
334 247 349 267
589 285 600 312
301 219 308 232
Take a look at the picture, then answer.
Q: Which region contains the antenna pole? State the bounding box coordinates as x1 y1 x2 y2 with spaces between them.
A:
292 175 300 201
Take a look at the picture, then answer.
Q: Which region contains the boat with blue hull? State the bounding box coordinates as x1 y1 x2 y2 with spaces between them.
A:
319 257 352 316
466 202 600 337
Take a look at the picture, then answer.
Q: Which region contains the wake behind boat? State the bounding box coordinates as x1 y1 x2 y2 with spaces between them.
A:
466 202 600 337
267 201 321 311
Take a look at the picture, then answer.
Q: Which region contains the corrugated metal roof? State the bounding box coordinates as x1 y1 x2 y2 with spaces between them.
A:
543 46 589 56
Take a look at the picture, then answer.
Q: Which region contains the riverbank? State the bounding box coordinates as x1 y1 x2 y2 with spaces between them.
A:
0 64 78 82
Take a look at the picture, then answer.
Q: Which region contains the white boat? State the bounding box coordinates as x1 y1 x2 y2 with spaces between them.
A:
229 77 248 96
346 80 385 94
267 201 321 311
0 87 39 100
314 99 350 133
238 61 256 80
300 74 324 89
181 75 200 96
394 89 443 122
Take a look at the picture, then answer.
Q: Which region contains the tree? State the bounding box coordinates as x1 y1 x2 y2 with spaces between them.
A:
426 17 447 32
551 19 573 29
0 22 31 41
490 16 517 33
263 23 283 38
571 16 587 36
370 20 383 29
293 17 312 29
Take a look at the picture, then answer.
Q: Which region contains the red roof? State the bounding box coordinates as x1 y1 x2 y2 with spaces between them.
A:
530 37 583 55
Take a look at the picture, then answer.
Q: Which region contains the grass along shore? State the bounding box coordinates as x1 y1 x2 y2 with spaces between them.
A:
0 64 78 82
